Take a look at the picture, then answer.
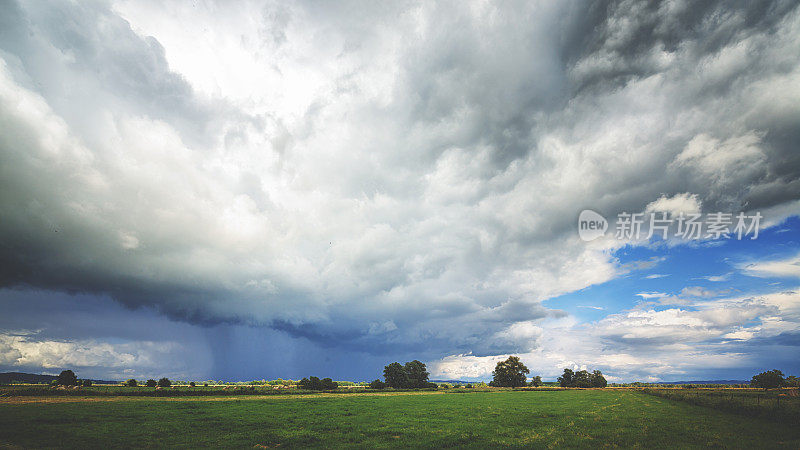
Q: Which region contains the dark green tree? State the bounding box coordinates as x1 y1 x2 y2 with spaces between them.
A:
299 376 338 390
82 379 92 387
573 370 591 388
529 375 543 387
557 368 574 387
383 362 408 388
57 370 78 386
491 356 530 387
157 377 171 388
590 370 607 388
404 360 430 388
126 379 138 387
751 369 785 389
369 379 386 389
145 379 157 387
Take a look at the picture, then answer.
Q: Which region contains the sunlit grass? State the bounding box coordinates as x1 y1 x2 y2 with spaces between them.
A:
2 389 799 448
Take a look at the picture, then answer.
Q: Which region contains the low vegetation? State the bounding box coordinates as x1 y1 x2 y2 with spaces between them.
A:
2 389 799 447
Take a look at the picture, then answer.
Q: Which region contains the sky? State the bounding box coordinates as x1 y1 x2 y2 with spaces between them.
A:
0 0 799 383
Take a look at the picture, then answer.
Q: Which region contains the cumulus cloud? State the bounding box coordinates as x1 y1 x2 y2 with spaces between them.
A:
432 289 800 381
0 331 211 380
1 0 800 378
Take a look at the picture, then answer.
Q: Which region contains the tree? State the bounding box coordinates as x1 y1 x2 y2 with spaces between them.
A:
751 369 785 389
189 381 196 387
145 379 157 387
299 376 338 390
157 377 171 388
491 356 530 387
573 370 592 388
786 375 799 388
57 370 78 386
384 362 408 389
82 379 92 387
404 360 430 388
320 378 338 390
529 375 542 387
126 379 138 387
369 379 386 389
590 370 607 388
557 368 574 387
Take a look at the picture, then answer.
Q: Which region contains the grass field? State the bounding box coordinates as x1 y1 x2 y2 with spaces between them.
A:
2 389 800 448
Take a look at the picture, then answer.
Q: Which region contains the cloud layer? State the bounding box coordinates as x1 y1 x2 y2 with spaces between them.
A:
1 0 800 379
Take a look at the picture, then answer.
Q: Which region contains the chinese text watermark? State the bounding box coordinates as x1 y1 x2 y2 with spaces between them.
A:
578 210 762 242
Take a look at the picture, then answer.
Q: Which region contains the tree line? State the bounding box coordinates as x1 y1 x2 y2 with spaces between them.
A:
557 368 607 388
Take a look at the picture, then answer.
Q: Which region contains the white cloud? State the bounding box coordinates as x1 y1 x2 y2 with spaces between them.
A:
645 193 702 216
0 332 211 380
432 288 800 381
636 291 669 300
702 273 731 282
741 254 800 278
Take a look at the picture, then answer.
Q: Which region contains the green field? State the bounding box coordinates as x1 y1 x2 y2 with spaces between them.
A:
2 389 799 448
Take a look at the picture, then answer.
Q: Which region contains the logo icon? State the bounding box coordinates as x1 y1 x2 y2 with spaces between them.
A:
578 210 608 241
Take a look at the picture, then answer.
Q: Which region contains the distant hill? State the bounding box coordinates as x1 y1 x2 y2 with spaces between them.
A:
0 372 117 385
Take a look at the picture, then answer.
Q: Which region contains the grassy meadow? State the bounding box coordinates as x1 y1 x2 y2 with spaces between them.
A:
2 389 800 448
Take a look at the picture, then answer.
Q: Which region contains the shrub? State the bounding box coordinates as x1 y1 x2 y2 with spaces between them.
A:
369 379 386 389
82 379 93 387
145 379 157 387
157 377 171 388
126 379 138 387
189 381 196 387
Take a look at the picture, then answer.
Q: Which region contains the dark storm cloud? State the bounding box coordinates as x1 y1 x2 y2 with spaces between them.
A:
1 0 800 374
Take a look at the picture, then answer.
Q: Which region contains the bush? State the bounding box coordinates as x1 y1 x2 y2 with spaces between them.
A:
369 379 386 389
126 379 138 387
157 378 171 388
82 379 93 387
189 381 196 387
145 379 157 387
